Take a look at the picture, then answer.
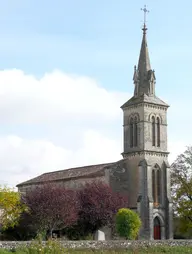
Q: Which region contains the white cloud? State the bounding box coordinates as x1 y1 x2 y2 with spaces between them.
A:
0 69 126 187
168 141 186 165
0 132 121 187
0 69 128 124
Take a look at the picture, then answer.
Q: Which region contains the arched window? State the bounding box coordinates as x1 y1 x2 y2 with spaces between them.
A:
157 117 160 147
157 169 161 203
134 116 138 147
152 169 156 202
130 118 134 148
152 166 161 206
152 116 156 146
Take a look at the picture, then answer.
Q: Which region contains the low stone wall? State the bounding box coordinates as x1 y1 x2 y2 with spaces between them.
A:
0 240 192 250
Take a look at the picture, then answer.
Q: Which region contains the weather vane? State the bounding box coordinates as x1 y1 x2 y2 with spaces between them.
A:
141 5 149 26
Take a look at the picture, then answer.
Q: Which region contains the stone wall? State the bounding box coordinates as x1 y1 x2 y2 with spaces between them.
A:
0 240 192 250
18 175 107 194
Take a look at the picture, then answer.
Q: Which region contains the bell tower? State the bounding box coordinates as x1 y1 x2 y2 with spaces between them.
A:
120 6 173 239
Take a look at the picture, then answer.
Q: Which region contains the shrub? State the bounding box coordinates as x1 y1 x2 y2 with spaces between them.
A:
115 208 141 240
16 236 65 254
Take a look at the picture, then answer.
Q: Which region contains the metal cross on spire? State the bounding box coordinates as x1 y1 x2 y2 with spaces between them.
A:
141 5 149 27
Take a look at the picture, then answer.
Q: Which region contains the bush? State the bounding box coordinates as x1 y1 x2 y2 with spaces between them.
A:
115 208 141 240
65 181 128 239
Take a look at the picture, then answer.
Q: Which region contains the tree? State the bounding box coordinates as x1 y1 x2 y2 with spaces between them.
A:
1 212 37 240
23 184 79 237
66 181 128 239
115 208 141 240
171 146 192 236
0 186 27 230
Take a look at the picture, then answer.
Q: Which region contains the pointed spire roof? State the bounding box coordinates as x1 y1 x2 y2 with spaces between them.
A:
138 24 151 77
132 21 156 97
121 6 169 110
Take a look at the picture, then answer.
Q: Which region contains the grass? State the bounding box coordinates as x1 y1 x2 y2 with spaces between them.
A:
0 246 192 254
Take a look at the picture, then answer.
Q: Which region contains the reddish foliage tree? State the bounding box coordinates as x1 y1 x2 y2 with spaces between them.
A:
67 181 128 238
23 183 79 237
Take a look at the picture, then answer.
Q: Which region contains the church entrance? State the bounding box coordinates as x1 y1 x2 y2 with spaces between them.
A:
154 217 161 240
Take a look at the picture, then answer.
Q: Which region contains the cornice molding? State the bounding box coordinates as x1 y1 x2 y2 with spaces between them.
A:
122 150 169 159
122 102 168 111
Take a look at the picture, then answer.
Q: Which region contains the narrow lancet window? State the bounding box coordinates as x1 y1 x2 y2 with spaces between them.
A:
152 116 156 146
130 118 134 148
157 117 160 147
152 169 156 203
134 117 138 147
152 166 161 206
157 169 161 204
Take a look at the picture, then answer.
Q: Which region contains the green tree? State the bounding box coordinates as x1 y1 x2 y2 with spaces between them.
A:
115 208 141 240
0 186 26 229
171 146 192 237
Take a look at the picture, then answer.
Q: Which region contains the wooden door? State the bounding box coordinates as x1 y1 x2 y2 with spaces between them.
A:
154 217 161 240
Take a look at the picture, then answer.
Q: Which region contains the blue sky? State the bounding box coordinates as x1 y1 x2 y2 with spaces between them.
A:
0 0 192 89
0 0 191 186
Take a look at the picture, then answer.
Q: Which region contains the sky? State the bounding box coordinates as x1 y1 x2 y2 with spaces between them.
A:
0 0 191 187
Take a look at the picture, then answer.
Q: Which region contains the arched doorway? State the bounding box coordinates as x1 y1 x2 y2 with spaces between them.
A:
154 217 161 239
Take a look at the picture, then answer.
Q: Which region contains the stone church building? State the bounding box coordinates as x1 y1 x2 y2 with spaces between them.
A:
17 23 173 240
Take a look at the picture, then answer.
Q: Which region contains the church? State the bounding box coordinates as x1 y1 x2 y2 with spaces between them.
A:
17 18 173 240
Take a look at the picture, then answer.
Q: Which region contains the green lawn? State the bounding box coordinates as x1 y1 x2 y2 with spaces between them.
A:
0 246 192 254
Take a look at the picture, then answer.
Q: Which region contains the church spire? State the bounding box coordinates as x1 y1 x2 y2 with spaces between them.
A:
138 24 151 76
133 5 156 97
